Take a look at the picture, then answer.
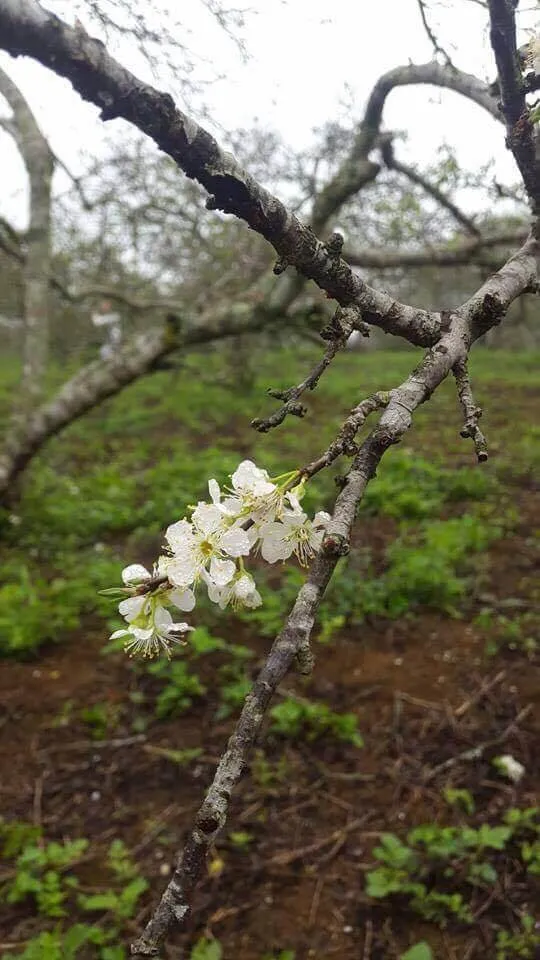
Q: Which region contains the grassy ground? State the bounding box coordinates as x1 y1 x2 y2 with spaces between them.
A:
0 344 538 959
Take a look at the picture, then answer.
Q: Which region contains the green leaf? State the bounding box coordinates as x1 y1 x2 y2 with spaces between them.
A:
400 943 433 960
79 891 119 912
190 937 223 960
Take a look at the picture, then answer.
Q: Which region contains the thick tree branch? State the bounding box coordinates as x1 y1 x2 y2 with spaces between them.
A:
488 0 540 215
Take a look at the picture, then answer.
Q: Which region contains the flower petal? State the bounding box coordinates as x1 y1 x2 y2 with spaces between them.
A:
169 622 195 634
168 587 196 612
209 556 236 585
192 502 224 536
208 478 221 504
130 625 155 640
244 587 262 609
259 524 292 563
167 556 200 588
153 605 173 631
119 595 146 622
165 519 194 551
121 564 151 584
314 511 332 528
220 526 251 557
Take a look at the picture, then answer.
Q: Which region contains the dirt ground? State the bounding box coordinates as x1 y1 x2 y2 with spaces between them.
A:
0 492 538 959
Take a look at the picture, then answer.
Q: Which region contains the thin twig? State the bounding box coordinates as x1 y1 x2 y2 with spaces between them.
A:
382 138 481 237
453 359 489 461
454 670 506 718
416 0 455 66
32 776 44 829
266 816 368 868
299 390 390 481
362 919 373 960
308 876 324 927
423 703 533 783
251 304 364 433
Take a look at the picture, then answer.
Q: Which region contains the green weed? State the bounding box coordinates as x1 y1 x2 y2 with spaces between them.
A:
0 824 147 959
365 809 539 928
269 696 363 747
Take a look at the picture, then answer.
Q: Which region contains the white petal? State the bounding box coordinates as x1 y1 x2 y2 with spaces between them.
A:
169 623 195 634
281 505 307 528
252 478 278 497
168 587 196 612
206 580 224 604
220 526 251 557
154 605 173 632
156 555 170 576
119 595 146 622
232 460 262 489
221 495 243 516
167 556 199 588
260 525 292 563
285 492 303 514
314 511 332 528
234 574 255 599
121 564 151 584
131 625 155 640
165 519 194 550
209 556 236 585
308 527 325 551
208 478 221 504
192 502 224 535
109 629 130 639
244 588 262 609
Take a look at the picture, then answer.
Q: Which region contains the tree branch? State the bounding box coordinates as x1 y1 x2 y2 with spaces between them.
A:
130 234 539 956
0 62 54 437
311 62 499 231
488 0 540 215
0 2 463 349
345 228 527 270
251 303 362 433
381 137 481 237
416 0 455 67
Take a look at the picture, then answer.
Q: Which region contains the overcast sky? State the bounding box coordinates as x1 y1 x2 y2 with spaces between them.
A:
0 0 537 229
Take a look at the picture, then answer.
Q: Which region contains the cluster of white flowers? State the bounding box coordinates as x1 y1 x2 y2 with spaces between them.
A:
109 460 331 658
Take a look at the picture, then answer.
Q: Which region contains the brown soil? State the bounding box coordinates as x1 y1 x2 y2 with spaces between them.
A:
0 502 538 959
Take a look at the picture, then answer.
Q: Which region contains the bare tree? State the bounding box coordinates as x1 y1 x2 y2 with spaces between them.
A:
0 64 54 481
0 0 538 955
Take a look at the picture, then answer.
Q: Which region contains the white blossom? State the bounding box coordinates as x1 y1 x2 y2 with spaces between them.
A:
494 754 526 784
111 590 194 658
227 459 284 520
204 570 262 610
104 459 329 658
258 497 331 565
164 503 250 588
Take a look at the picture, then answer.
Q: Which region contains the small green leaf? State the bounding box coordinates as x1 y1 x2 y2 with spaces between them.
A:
400 943 433 960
